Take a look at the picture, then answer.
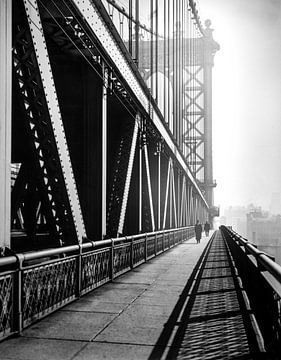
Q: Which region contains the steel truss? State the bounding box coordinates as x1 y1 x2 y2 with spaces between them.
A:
12 1 85 247
6 0 216 250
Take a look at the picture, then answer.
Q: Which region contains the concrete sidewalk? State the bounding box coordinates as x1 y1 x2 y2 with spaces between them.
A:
0 234 211 360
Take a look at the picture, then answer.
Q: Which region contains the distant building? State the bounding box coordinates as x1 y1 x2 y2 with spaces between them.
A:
247 211 281 265
221 205 250 237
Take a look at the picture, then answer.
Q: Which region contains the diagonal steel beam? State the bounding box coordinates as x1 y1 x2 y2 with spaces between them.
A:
24 0 86 243
162 159 171 230
118 114 140 235
144 143 155 232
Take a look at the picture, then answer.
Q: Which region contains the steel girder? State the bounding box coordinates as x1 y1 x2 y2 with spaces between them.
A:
12 0 86 246
70 0 208 207
183 64 205 182
0 0 12 250
8 0 212 250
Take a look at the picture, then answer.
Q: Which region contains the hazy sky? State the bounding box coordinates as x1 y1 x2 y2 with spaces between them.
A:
199 0 281 212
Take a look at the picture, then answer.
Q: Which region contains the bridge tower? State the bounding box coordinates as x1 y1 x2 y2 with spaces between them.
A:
0 0 219 252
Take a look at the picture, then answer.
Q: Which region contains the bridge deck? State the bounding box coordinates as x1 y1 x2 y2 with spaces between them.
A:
0 231 264 360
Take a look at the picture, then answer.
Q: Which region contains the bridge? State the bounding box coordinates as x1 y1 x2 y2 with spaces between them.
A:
0 0 280 359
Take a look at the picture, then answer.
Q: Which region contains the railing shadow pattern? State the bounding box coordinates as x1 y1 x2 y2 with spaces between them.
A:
149 231 265 360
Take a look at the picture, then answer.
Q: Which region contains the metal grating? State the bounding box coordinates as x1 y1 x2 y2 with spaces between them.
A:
177 315 250 360
168 231 258 359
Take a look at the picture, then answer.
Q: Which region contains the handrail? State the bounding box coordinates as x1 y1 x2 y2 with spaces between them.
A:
220 225 281 356
0 226 194 341
0 226 193 267
220 225 281 284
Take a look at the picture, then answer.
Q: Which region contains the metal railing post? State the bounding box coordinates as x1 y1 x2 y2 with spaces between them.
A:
130 237 134 269
110 239 114 281
76 244 82 298
14 254 24 334
168 231 170 248
162 231 164 252
154 233 157 256
145 233 148 261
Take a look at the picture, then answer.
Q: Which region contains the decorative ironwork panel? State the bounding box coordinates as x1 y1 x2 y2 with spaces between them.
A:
174 232 181 244
0 273 13 339
133 239 145 266
170 233 175 247
22 258 77 326
147 236 156 259
156 235 163 254
164 233 170 250
81 249 111 294
113 243 131 277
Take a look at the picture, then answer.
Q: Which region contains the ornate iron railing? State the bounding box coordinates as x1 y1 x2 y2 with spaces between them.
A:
0 226 194 341
220 226 281 358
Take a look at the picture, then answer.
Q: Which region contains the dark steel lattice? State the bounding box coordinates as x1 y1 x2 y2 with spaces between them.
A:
12 21 77 246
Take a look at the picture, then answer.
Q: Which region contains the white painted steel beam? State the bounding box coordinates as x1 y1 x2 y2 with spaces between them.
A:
144 145 155 232
157 146 161 230
180 177 186 226
162 159 171 229
139 142 142 233
24 0 86 242
118 114 140 235
0 0 12 248
71 0 208 209
171 164 178 228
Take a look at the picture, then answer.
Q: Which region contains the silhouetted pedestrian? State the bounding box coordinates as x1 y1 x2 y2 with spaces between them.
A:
195 220 202 244
204 221 211 237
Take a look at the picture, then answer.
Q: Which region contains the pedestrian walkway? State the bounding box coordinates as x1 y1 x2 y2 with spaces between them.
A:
0 231 264 360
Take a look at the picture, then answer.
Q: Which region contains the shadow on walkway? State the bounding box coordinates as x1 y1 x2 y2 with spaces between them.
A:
148 232 265 360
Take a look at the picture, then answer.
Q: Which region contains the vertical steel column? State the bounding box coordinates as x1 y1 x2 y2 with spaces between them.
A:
167 0 171 131
129 0 133 54
155 0 158 102
102 64 108 238
139 129 143 233
163 0 167 121
135 0 139 65
150 0 154 97
157 142 161 230
204 36 214 207
0 0 11 249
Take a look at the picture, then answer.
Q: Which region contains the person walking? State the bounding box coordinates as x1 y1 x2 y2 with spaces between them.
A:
204 221 211 237
195 220 202 244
